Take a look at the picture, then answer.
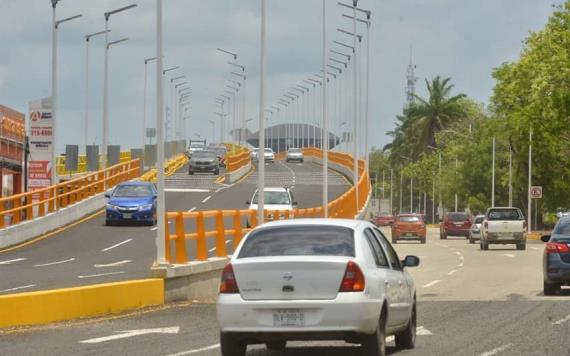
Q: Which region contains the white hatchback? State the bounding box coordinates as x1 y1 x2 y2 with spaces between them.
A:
217 219 420 356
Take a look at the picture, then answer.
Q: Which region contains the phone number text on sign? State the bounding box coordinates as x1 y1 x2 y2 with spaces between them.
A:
31 127 53 136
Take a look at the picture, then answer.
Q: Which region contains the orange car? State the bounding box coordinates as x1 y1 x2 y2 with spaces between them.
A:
391 214 427 244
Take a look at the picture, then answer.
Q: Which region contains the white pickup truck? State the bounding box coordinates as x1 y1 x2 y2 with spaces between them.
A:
480 207 527 251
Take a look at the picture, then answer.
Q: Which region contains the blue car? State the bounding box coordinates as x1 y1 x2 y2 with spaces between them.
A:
542 216 570 295
105 182 157 226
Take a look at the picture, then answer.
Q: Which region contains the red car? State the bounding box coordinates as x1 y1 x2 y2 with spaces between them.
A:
372 214 395 227
440 212 472 239
391 214 426 244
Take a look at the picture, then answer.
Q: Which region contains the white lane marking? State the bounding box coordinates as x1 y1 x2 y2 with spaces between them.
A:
386 326 432 343
150 227 158 231
187 207 196 212
530 246 539 251
0 284 36 293
166 344 221 356
447 269 458 275
102 239 133 252
78 271 125 279
459 256 465 261
165 188 210 193
0 258 26 265
201 196 211 203
479 343 514 356
502 254 515 258
226 240 232 244
457 262 464 268
208 247 216 253
423 280 441 288
33 258 75 267
80 326 180 344
553 314 570 325
94 260 132 268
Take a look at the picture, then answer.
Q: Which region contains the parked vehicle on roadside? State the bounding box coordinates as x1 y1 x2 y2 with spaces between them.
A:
440 212 472 239
392 214 426 244
480 207 527 250
469 215 485 244
189 150 220 175
541 216 570 295
105 181 157 226
217 219 420 356
286 148 304 163
372 214 395 227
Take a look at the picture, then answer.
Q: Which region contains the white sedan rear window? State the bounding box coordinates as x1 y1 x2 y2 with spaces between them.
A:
238 226 354 258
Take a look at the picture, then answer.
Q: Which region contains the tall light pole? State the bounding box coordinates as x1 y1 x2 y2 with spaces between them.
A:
102 4 136 170
528 128 533 232
143 57 157 149
52 0 82 183
208 120 215 142
509 144 513 207
321 0 329 217
231 69 246 145
85 30 108 151
492 135 495 208
258 0 267 224
155 0 165 266
174 80 188 140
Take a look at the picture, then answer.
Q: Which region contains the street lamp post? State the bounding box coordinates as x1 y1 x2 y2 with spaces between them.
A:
85 30 108 151
208 120 215 142
52 0 82 183
143 57 157 149
102 4 136 171
258 0 267 224
155 0 166 266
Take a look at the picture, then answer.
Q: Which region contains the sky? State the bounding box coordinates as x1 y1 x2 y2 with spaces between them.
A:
0 0 564 154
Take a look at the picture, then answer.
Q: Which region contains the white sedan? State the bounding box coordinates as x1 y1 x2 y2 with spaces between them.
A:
217 219 420 356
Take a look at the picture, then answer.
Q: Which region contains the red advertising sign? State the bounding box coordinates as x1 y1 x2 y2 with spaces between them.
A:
28 160 52 189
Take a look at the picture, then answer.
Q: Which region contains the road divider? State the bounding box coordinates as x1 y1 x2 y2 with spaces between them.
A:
0 279 163 328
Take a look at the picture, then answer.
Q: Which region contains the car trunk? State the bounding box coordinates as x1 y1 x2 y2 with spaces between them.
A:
487 220 524 234
446 220 470 230
397 222 423 232
233 256 349 301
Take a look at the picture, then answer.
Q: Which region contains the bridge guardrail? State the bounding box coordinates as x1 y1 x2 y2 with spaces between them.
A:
56 151 132 176
164 147 370 264
0 159 141 229
138 154 188 182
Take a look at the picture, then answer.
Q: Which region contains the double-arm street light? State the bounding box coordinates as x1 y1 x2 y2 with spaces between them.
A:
84 30 109 151
51 0 82 182
102 4 137 170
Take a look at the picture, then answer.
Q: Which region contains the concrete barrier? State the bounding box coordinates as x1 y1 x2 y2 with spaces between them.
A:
0 279 164 328
0 193 106 250
224 160 252 184
151 257 228 303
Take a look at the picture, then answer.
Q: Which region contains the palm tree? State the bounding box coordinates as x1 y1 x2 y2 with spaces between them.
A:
408 76 466 150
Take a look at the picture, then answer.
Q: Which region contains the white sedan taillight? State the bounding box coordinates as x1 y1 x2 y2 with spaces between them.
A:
339 261 365 292
219 263 240 294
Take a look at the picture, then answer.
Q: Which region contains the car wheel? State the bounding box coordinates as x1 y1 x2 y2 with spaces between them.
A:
469 235 474 244
189 171 194 175
420 237 426 244
214 169 220 175
481 240 489 250
544 281 560 295
395 301 416 349
361 308 387 356
440 233 447 240
220 333 246 356
392 238 397 244
266 340 286 350
300 159 304 163
517 243 526 250
105 220 113 226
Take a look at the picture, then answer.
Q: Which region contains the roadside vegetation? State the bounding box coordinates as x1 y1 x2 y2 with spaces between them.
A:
371 2 570 226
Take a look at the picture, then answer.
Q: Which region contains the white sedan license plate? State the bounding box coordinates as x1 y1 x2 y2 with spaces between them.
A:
122 213 132 219
406 233 413 237
273 309 305 327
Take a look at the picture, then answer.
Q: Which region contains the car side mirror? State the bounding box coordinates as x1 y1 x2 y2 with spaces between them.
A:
292 202 298 207
402 255 420 268
104 193 110 198
541 235 551 243
246 201 251 205
153 195 157 199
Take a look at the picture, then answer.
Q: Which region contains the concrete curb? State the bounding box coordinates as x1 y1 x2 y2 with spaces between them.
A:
0 193 106 250
224 161 252 184
0 279 164 328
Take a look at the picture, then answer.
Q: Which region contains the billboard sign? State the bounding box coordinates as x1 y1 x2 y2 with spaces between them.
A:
28 97 53 191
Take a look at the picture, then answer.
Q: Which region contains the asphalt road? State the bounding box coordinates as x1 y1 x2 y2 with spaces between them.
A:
2 228 569 356
0 161 349 294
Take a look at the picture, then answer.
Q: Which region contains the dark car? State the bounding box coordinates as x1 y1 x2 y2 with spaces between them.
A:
189 150 220 175
105 181 157 226
542 216 570 295
440 212 472 239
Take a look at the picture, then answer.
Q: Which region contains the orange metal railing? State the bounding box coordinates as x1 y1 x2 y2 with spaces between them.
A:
164 147 370 264
0 159 141 229
225 146 251 173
